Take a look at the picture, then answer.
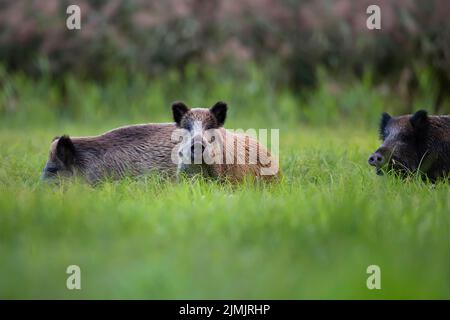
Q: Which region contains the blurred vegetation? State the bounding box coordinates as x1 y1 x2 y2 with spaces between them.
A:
0 63 444 129
1 1 450 299
1 0 450 117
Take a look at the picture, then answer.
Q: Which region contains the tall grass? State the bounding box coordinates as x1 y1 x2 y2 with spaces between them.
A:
0 68 449 299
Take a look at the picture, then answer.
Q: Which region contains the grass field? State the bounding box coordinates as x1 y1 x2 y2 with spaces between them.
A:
1 120 449 299
0 70 449 299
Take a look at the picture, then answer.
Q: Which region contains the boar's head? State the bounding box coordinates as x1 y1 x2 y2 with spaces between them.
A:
368 110 431 176
41 135 77 181
171 101 227 176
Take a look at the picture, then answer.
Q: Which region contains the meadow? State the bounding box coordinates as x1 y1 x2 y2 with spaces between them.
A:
0 68 449 299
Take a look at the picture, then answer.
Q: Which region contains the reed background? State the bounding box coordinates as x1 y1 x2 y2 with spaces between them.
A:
0 0 449 298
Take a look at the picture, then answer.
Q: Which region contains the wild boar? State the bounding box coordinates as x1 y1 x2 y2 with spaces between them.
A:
368 110 450 181
41 123 178 184
171 101 280 182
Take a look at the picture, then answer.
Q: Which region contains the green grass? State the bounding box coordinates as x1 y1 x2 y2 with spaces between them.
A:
0 67 449 299
1 120 449 299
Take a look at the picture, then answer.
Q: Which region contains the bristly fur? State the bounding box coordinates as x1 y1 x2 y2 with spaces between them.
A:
173 102 279 182
410 110 428 130
210 101 227 127
379 112 391 140
371 110 450 181
56 135 76 166
172 102 189 126
43 124 178 184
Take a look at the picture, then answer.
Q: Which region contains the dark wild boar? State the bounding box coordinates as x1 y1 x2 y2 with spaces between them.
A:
368 110 450 181
42 123 178 184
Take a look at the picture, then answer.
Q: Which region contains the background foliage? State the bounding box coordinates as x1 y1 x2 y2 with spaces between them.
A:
1 0 450 119
0 0 449 299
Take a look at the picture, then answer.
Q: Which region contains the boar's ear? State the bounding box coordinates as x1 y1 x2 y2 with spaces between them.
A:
410 110 428 131
210 101 227 127
379 112 391 140
172 101 189 126
56 135 76 166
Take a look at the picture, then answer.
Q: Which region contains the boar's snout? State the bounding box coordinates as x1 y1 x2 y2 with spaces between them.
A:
190 141 206 162
368 151 386 167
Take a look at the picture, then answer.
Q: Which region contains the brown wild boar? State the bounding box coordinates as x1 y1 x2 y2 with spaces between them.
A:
368 110 450 181
41 123 178 184
171 101 280 182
